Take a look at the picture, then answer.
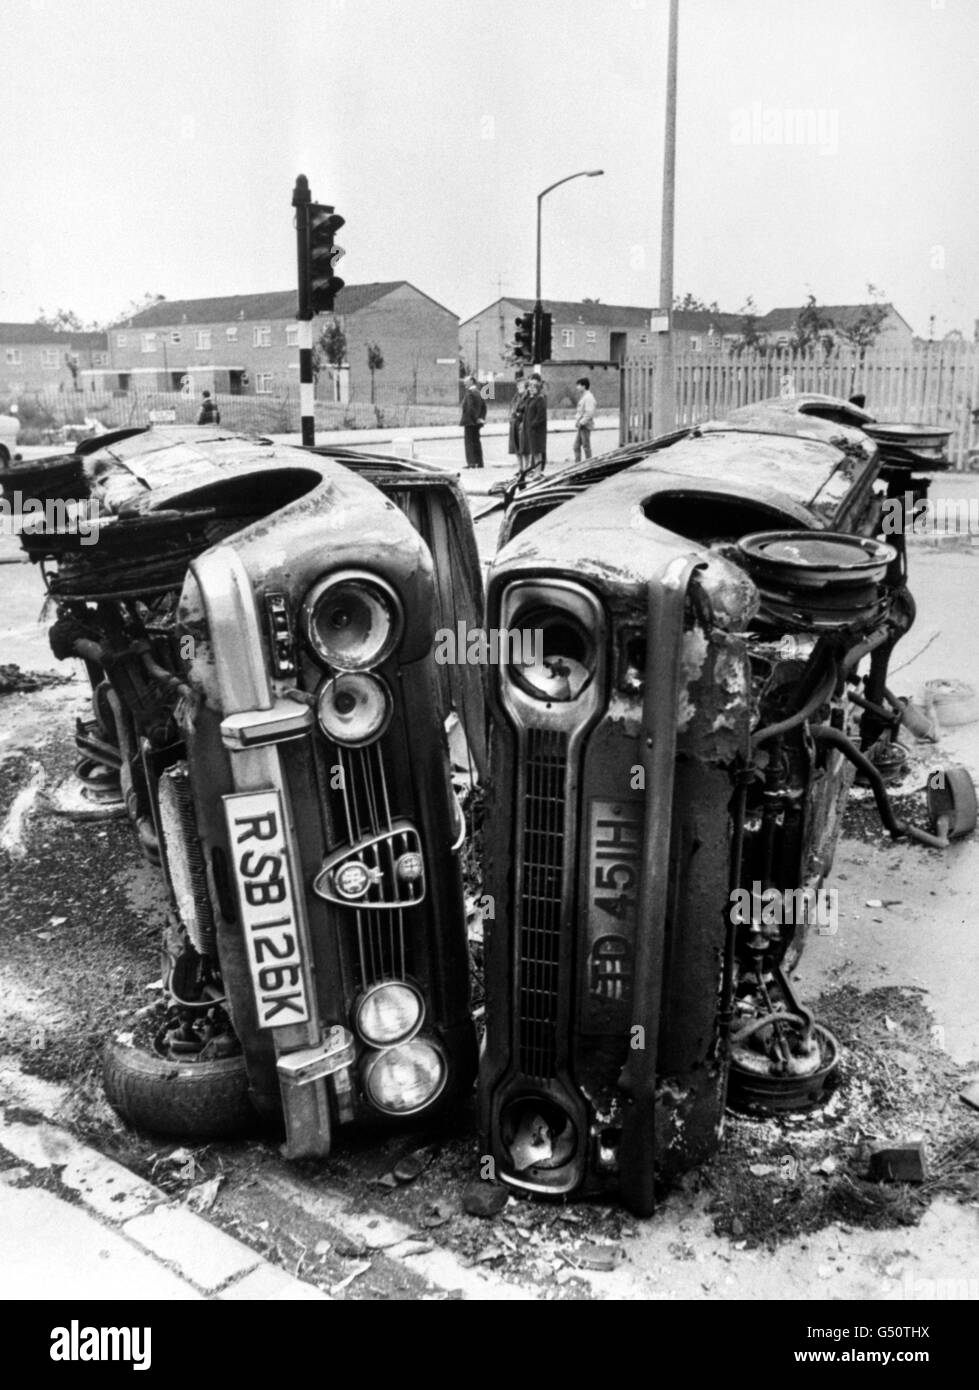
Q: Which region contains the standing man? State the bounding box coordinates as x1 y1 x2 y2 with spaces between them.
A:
573 376 597 462
460 374 487 468
197 390 220 426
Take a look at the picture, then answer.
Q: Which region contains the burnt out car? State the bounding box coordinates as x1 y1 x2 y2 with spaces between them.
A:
479 406 975 1215
2 426 482 1156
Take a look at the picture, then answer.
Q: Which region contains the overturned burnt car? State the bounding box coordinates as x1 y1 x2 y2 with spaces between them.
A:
479 397 975 1215
2 426 483 1155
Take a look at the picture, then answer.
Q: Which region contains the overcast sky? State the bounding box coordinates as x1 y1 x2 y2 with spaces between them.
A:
2 0 976 337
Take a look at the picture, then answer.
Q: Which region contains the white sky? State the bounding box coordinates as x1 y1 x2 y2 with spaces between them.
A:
2 0 976 336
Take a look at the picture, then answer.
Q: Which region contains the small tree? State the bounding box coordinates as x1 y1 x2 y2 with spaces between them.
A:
794 294 835 355
35 307 87 332
367 342 384 404
673 292 720 313
834 284 889 356
312 319 347 384
732 294 767 356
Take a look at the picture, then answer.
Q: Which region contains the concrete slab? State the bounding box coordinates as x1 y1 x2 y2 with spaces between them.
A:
0 1185 201 1300
122 1205 261 1292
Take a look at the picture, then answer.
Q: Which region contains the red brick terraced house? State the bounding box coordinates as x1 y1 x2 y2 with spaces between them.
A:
104 283 460 406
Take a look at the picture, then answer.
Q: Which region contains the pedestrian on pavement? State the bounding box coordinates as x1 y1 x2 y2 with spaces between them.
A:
197 390 220 426
460 374 486 468
508 371 531 478
521 375 547 482
573 376 597 462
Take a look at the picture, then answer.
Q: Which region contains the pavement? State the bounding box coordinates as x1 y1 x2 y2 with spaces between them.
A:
0 1066 329 1302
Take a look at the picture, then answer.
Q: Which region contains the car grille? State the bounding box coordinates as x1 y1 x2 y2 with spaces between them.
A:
517 728 568 1080
331 742 415 990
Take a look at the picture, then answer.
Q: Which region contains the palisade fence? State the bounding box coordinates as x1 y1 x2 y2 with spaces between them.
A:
9 386 462 444
621 343 979 469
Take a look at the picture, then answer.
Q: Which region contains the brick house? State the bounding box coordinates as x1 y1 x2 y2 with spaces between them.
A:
0 323 109 399
460 298 660 375
670 309 749 353
104 283 459 406
755 303 915 351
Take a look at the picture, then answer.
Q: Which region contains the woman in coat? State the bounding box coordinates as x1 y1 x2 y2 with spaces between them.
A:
520 377 547 481
508 375 529 473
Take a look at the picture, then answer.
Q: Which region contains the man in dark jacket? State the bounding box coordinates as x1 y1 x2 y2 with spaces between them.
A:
460 375 486 468
197 391 220 426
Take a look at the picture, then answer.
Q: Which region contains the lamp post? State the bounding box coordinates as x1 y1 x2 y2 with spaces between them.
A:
535 169 604 309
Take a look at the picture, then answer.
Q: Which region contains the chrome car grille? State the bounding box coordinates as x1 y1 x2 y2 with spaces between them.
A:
517 728 568 1080
329 743 417 989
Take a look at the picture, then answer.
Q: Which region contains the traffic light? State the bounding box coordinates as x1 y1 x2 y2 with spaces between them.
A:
533 308 552 364
309 203 346 314
514 313 534 364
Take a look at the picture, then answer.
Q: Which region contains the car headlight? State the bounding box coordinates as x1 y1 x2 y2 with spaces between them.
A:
510 609 596 702
363 1038 447 1115
302 571 401 670
355 981 424 1047
316 671 392 746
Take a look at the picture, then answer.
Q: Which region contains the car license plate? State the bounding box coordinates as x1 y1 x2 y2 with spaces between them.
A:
584 799 643 1010
223 789 310 1028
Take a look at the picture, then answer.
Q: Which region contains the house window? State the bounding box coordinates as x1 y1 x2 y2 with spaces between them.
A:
195 329 212 351
585 330 597 344
92 352 108 367
253 326 272 348
285 325 299 347
116 333 127 347
689 335 703 352
4 348 22 365
41 348 60 367
255 372 274 394
225 326 238 342
141 333 157 353
561 329 575 348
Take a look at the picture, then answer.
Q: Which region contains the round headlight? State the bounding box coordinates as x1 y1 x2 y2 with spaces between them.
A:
511 610 595 702
302 572 401 670
317 672 392 746
355 981 424 1047
363 1038 447 1115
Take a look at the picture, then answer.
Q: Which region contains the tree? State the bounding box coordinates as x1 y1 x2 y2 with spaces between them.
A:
108 292 167 328
731 295 767 356
673 292 719 314
367 343 384 404
35 307 88 332
312 319 347 383
834 284 889 355
794 294 835 355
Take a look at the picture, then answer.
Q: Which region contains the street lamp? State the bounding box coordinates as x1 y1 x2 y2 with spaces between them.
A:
535 169 604 305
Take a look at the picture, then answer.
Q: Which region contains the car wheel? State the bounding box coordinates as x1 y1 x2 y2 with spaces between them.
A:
927 765 978 841
103 1037 258 1140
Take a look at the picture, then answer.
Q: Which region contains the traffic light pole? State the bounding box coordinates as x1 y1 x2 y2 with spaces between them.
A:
293 174 316 447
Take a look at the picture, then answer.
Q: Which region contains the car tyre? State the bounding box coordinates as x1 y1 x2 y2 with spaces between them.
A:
103 1037 258 1140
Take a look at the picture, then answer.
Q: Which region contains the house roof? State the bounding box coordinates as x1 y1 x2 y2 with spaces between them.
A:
0 323 108 348
757 303 909 334
0 322 63 344
672 310 747 334
462 298 656 329
120 282 448 328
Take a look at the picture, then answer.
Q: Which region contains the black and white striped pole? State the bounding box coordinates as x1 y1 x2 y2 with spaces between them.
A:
293 175 315 446
293 174 345 448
